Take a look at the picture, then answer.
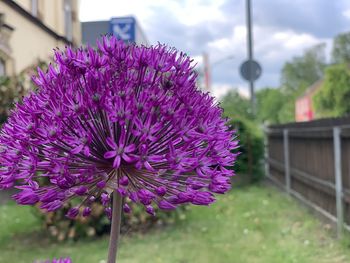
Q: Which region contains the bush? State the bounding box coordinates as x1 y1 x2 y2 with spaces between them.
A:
0 77 22 124
228 117 264 184
35 200 188 241
0 60 46 124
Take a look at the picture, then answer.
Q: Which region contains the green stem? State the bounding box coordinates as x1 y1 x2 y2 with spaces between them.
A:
107 190 123 263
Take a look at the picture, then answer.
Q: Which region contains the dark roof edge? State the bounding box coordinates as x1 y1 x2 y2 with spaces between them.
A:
268 115 350 130
296 78 324 100
3 23 14 31
2 0 72 45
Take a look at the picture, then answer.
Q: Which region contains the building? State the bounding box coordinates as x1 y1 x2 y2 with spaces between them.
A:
0 0 81 77
82 16 148 46
295 79 323 122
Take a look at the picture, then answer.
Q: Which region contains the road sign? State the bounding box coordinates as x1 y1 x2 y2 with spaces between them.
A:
109 17 135 42
240 59 262 81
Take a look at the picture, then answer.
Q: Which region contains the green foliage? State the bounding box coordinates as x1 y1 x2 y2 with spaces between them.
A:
277 98 296 123
35 200 187 241
0 76 23 124
332 31 350 64
256 88 295 124
313 64 350 117
281 43 326 96
0 59 47 124
256 88 285 124
228 117 264 183
220 91 264 183
3 186 350 263
221 90 253 120
256 43 326 124
0 203 40 246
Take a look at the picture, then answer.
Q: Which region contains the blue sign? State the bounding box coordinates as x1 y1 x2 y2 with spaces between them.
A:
109 17 135 42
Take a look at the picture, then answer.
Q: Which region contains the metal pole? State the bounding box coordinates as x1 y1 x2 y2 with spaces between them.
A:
283 129 290 194
246 0 255 115
263 125 270 178
333 126 343 238
202 52 211 92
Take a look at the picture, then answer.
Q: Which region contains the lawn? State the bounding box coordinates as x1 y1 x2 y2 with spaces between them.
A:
1 185 350 263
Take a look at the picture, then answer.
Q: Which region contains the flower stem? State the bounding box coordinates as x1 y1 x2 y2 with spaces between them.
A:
107 190 123 263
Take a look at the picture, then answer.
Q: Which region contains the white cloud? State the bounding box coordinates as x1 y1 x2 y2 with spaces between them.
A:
154 0 228 26
210 84 248 100
79 0 155 22
207 26 245 55
192 55 203 67
206 23 331 89
79 0 346 91
272 31 320 50
342 9 350 19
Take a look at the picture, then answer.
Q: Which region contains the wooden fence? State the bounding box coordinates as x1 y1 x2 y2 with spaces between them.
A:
265 116 350 237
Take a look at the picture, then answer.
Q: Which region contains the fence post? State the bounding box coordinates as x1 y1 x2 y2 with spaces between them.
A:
283 129 290 194
333 126 343 238
263 125 269 178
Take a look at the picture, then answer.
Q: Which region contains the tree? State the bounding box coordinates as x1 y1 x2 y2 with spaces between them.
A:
276 43 326 123
332 32 350 64
256 88 285 124
277 99 295 123
281 43 326 96
220 90 264 184
313 64 350 117
0 59 46 124
0 77 22 124
220 89 253 120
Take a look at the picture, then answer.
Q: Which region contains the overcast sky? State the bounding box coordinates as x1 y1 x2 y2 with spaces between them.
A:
79 0 350 98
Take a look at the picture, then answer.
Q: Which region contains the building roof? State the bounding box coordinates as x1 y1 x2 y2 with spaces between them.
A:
2 0 72 45
297 79 324 100
82 21 110 46
82 17 149 46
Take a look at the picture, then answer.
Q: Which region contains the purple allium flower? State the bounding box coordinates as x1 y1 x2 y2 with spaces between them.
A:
0 36 238 218
52 259 72 263
34 257 72 263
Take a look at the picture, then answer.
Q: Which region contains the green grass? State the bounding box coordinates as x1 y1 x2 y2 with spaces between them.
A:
1 185 350 263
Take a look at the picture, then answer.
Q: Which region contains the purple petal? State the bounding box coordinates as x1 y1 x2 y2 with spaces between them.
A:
97 181 106 189
113 155 121 168
158 200 176 210
155 186 167 196
123 203 131 213
70 144 84 154
122 153 135 163
83 207 91 217
119 176 129 186
144 161 154 171
106 137 117 149
146 205 155 216
104 151 117 159
66 207 79 219
124 144 136 153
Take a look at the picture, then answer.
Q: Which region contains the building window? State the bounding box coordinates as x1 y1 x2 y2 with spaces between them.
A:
64 0 73 41
0 59 5 77
31 0 39 17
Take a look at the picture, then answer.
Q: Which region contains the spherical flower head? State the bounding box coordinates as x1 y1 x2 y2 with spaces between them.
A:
0 36 238 218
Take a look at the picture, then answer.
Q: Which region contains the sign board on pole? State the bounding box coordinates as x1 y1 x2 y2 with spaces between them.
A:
109 17 136 42
240 59 262 81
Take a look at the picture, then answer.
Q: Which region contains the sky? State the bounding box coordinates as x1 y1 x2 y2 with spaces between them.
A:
79 0 350 99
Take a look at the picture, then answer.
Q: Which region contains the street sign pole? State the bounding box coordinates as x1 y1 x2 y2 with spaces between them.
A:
246 0 255 115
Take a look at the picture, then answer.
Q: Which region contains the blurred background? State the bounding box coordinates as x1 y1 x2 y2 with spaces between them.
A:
2 0 350 262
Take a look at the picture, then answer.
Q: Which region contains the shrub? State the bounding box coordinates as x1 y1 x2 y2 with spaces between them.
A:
228 117 264 184
34 200 187 241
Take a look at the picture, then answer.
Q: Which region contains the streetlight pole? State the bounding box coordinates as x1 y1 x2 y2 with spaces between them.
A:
246 0 255 115
200 53 235 93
